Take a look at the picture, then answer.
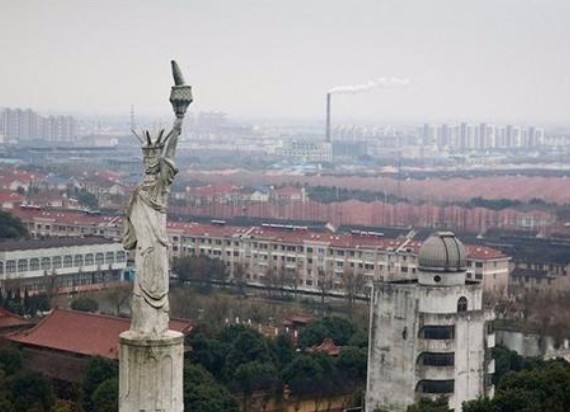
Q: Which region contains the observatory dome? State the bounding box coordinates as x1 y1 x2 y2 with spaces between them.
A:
418 231 466 272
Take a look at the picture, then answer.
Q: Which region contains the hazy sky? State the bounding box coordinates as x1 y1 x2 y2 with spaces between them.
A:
1 0 569 124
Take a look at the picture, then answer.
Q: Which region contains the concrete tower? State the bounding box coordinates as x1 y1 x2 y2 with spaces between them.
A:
366 232 494 411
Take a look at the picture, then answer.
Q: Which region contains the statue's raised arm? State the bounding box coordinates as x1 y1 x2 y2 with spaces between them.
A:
164 60 193 160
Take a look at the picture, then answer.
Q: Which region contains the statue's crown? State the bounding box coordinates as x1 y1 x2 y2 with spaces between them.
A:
142 143 163 158
139 130 165 159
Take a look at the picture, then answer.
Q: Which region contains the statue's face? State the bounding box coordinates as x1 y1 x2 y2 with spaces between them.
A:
143 156 160 175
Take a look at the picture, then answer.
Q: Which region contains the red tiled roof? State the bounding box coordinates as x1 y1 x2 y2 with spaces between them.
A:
0 191 24 203
309 338 341 356
5 206 506 260
465 244 507 260
0 307 33 330
286 314 314 325
7 309 193 360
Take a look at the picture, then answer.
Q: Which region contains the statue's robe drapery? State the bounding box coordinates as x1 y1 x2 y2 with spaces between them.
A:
123 157 178 336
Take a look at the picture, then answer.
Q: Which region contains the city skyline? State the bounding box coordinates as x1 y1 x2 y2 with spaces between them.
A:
1 1 569 125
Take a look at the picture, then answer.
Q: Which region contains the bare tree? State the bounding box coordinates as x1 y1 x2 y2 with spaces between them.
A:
102 283 131 316
341 268 366 318
263 266 279 298
233 262 247 296
318 268 334 316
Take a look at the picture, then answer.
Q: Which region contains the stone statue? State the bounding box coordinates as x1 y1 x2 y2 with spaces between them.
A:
123 60 193 336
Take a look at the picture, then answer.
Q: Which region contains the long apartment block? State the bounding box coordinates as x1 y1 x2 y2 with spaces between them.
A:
10 207 509 294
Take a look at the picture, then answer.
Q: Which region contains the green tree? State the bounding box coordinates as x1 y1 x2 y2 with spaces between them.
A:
282 354 324 397
217 324 249 344
184 363 239 412
186 331 230 380
463 358 570 412
233 361 279 411
75 189 99 210
9 371 55 412
298 316 356 348
223 329 274 380
493 345 528 385
297 321 329 348
0 368 15 412
71 296 99 313
82 357 118 412
91 377 118 412
336 346 367 388
462 397 499 412
0 210 27 239
272 333 294 367
497 360 570 412
406 397 450 412
0 348 23 376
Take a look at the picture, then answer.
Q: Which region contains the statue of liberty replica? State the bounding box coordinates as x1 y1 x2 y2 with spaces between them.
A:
119 60 192 412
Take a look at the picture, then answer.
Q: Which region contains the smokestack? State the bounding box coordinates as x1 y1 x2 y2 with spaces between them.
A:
326 92 331 143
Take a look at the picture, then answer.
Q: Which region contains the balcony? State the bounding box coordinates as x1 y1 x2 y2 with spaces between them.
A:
418 365 456 381
417 339 455 353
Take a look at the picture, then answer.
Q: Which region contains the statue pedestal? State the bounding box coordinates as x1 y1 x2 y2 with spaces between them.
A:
119 330 184 412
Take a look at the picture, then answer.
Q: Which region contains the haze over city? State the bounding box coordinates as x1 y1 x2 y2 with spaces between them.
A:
3 1 570 412
1 0 569 124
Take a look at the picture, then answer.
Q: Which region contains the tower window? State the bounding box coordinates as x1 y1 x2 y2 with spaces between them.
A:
457 296 468 312
419 325 455 340
417 379 454 394
419 352 455 367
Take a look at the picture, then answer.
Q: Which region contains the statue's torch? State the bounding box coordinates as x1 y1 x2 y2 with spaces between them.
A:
169 60 193 118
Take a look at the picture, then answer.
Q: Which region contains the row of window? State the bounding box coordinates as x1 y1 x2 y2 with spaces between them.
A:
12 270 121 292
182 248 411 274
0 251 126 274
173 237 386 259
33 224 108 236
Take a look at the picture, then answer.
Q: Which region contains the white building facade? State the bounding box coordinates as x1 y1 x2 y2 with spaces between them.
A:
366 232 494 411
0 238 127 294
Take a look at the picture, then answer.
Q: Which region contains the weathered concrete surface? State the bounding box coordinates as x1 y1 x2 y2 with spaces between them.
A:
119 330 184 412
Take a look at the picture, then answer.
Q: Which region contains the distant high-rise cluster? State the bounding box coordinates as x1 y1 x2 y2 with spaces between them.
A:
419 122 544 151
0 108 76 141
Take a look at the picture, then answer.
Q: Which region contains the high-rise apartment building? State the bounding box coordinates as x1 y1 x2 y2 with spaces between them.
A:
0 108 76 141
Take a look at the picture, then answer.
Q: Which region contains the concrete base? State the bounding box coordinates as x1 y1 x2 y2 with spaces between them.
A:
119 330 184 412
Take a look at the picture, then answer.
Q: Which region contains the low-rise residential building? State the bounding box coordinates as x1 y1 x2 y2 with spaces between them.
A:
0 237 127 294
465 245 510 294
5 207 509 295
0 191 24 209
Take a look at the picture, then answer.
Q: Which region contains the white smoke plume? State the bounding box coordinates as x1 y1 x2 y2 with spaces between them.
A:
328 77 410 94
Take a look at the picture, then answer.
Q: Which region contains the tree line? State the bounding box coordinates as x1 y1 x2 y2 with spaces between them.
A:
187 316 368 411
387 346 570 412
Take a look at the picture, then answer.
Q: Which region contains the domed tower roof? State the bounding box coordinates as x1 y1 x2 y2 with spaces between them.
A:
418 231 466 272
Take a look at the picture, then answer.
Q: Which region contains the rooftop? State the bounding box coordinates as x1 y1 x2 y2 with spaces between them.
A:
0 237 116 252
0 307 33 331
7 309 193 360
5 207 507 260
